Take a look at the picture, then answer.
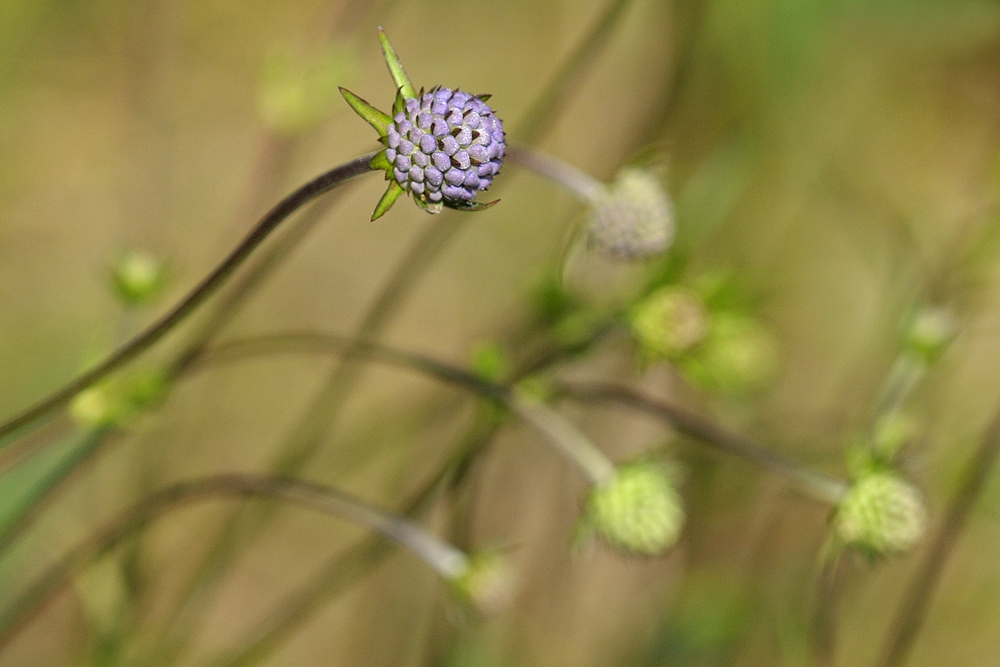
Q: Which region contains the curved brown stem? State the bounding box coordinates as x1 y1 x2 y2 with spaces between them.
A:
0 153 377 452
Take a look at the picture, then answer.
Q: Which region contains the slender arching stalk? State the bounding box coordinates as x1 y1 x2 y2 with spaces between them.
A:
191 331 845 501
149 3 644 660
0 473 471 653
0 152 378 451
555 381 849 504
505 145 605 204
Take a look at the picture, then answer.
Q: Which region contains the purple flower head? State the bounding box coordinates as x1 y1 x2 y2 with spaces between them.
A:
340 30 505 220
385 88 504 208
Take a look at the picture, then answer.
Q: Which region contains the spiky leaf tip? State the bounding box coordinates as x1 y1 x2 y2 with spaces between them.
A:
377 28 416 100
371 181 405 221
339 87 391 137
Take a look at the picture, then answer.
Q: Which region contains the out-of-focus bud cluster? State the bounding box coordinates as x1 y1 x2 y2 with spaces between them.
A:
582 460 684 556
69 367 170 430
833 471 927 560
110 250 167 306
451 551 517 615
586 168 674 261
629 279 778 396
258 42 357 136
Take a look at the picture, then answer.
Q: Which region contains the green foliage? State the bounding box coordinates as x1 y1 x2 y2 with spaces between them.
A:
258 42 357 136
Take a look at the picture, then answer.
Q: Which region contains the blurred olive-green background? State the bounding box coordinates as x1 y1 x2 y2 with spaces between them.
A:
1 0 1000 665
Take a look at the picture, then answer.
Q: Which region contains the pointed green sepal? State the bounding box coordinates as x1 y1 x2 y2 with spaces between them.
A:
369 150 392 172
377 28 416 100
414 196 443 215
477 94 492 101
339 87 391 137
371 181 406 221
445 198 500 212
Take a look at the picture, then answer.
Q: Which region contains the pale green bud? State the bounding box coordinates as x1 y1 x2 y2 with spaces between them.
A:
587 168 674 261
451 551 517 614
110 250 166 306
905 307 956 365
584 462 684 556
834 472 927 559
69 383 127 429
69 368 170 429
630 287 709 361
683 313 778 395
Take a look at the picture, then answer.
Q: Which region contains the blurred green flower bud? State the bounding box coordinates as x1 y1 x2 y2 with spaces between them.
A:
872 412 919 462
470 341 508 383
69 367 170 430
110 250 167 306
630 287 709 361
451 551 517 614
586 168 674 261
584 461 684 556
834 472 927 559
69 383 128 429
904 307 956 365
258 42 357 136
683 313 778 395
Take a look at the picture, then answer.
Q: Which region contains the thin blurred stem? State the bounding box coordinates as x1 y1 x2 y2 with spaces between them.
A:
875 402 1000 667
873 354 926 419
0 473 471 653
813 551 846 667
202 410 504 667
557 381 849 504
196 333 614 485
509 392 615 484
153 0 639 657
506 145 605 204
513 0 638 146
0 428 116 556
0 153 377 453
196 333 842 495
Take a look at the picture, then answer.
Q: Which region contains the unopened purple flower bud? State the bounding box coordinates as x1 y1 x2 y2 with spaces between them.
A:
385 87 504 208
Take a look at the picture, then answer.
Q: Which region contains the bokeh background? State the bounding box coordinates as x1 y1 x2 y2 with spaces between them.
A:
1 0 1000 665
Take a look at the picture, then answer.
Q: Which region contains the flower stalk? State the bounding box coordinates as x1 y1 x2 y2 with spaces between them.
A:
0 474 498 651
0 152 378 454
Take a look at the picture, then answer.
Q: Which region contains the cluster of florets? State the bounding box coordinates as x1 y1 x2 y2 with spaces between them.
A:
834 472 927 559
385 88 504 206
583 461 685 556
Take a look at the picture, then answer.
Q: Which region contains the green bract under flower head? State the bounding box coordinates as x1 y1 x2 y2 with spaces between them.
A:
583 461 684 556
834 472 927 559
587 168 674 261
340 29 505 220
